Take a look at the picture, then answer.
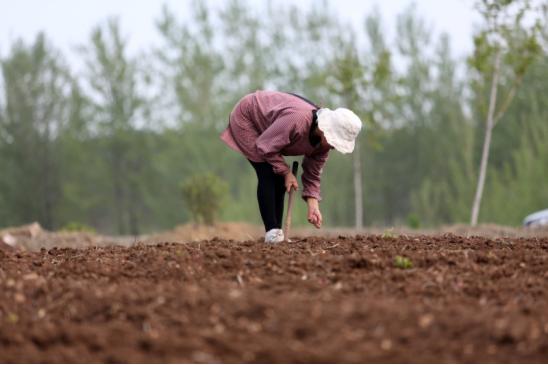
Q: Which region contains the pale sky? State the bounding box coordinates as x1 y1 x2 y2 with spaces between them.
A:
0 0 479 65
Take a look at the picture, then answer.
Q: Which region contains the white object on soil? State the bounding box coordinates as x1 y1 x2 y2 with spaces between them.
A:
523 209 548 227
264 228 284 244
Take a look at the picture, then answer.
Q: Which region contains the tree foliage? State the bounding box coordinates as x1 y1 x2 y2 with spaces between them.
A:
0 0 547 232
181 173 228 226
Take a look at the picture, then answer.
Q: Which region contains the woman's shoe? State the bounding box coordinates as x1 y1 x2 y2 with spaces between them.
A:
264 228 284 244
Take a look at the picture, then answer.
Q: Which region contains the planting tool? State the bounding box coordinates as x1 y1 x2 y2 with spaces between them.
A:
284 161 299 242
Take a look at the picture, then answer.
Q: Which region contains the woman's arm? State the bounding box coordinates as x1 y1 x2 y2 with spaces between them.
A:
306 197 322 228
301 150 329 229
301 150 329 201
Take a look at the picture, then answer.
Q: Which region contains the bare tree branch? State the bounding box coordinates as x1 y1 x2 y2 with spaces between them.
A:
493 75 524 127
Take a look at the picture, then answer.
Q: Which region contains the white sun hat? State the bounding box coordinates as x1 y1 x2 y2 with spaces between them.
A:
317 108 362 153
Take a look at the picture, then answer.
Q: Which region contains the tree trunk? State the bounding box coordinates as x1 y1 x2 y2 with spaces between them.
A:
470 50 502 226
43 142 54 230
353 138 363 229
42 115 54 230
112 141 127 235
127 173 140 236
113 173 126 234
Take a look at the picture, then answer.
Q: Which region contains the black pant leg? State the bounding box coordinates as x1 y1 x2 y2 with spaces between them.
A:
249 160 279 231
274 173 286 228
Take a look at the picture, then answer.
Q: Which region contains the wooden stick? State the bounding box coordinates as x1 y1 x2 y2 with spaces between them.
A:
284 161 299 242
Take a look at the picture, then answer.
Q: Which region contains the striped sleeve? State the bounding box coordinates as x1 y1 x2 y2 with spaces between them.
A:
301 149 329 201
255 113 301 175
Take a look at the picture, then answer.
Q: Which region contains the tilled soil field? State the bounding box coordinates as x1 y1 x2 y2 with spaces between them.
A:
1 234 548 363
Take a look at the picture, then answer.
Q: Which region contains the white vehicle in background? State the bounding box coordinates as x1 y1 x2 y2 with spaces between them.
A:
523 209 548 228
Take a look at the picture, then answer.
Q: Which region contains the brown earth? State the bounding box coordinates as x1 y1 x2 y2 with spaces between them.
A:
1 234 548 363
3 221 548 252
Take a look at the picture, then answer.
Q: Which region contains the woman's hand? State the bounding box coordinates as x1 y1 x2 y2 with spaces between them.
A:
284 172 299 192
307 198 322 229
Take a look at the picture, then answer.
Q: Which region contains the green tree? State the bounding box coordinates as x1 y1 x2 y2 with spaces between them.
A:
323 17 393 228
80 19 151 234
469 0 542 226
326 33 367 229
181 173 228 225
0 34 72 229
480 33 548 224
156 2 225 129
363 5 436 225
410 34 476 225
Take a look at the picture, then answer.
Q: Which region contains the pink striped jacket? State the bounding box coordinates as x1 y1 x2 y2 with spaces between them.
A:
220 90 330 201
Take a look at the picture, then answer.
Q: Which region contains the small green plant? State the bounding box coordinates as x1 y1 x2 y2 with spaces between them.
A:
406 213 421 229
7 313 18 323
382 228 395 239
181 172 228 226
61 222 96 233
394 255 413 269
